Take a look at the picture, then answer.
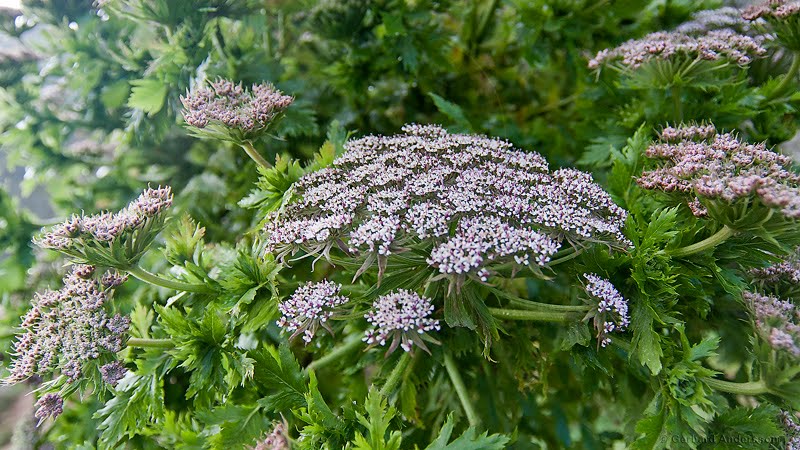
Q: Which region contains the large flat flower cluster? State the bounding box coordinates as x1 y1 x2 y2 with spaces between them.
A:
37 186 173 251
745 291 800 357
743 1 800 21
265 125 630 281
637 124 800 218
583 273 630 347
277 280 350 344
588 29 766 70
181 78 293 139
5 265 130 386
364 290 440 354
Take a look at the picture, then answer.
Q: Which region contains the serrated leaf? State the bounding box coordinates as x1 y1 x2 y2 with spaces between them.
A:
127 78 167 116
424 413 509 450
428 93 473 132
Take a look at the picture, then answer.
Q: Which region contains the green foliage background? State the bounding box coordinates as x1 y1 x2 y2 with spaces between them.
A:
2 0 800 449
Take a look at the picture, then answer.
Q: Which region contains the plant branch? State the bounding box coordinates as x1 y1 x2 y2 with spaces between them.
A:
306 334 363 372
702 377 769 396
127 266 211 294
443 353 481 427
489 307 579 322
379 352 412 397
669 225 735 258
768 52 800 101
127 338 175 349
240 140 272 169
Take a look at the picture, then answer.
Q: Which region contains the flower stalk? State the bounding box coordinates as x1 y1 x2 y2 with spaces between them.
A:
126 338 175 349
240 140 272 169
768 52 800 101
443 353 480 427
306 334 363 372
702 377 769 396
670 225 735 258
127 265 211 294
379 352 412 397
488 307 580 322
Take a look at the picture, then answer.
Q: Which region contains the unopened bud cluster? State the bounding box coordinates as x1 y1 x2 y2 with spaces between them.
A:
37 186 172 253
638 124 800 219
254 421 291 450
5 265 130 385
364 289 441 354
583 274 630 347
181 78 293 141
265 125 629 282
34 393 64 424
745 291 800 357
588 29 766 70
277 281 349 344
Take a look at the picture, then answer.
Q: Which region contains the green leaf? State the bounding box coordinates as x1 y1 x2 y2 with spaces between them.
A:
428 93 473 132
631 301 663 375
352 388 402 450
424 413 509 450
127 78 168 116
252 344 308 412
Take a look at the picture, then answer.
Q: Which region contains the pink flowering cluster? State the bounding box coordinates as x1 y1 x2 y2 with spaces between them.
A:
363 290 441 354
37 186 173 251
745 291 800 357
638 124 800 219
265 125 630 282
5 265 130 385
743 1 800 21
583 273 630 347
750 247 800 285
181 78 293 136
588 29 766 70
254 422 290 450
783 411 800 450
277 281 350 344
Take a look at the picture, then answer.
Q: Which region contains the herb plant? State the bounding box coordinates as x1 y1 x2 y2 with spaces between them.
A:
3 1 800 449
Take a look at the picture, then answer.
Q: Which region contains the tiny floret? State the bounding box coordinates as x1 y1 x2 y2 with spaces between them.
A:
100 361 128 387
254 421 291 450
277 281 349 344
363 289 441 354
582 273 630 347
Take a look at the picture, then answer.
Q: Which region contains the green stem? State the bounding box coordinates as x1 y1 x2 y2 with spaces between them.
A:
127 266 211 294
489 307 578 322
240 140 272 169
443 353 481 427
768 52 800 101
379 352 412 397
127 338 175 349
507 297 589 313
672 85 683 122
669 225 735 258
306 335 363 372
702 377 769 396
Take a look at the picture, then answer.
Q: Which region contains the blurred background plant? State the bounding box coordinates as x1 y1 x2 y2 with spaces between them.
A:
4 0 800 448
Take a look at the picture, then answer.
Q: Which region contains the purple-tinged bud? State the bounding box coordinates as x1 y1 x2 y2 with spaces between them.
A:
745 291 800 357
99 361 128 386
254 421 291 450
34 393 64 424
